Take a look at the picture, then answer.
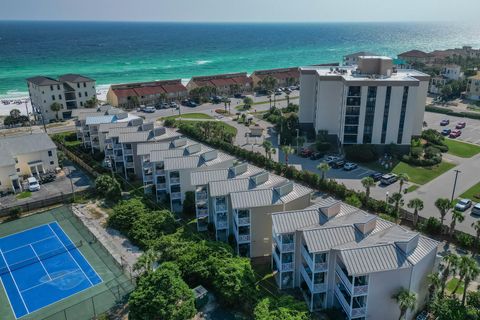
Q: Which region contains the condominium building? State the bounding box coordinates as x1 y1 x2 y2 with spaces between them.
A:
190 164 312 258
251 67 300 88
186 73 252 96
299 56 430 146
343 52 378 66
107 79 188 108
27 74 96 122
428 65 463 94
397 50 433 65
271 198 439 319
467 72 480 101
0 133 58 193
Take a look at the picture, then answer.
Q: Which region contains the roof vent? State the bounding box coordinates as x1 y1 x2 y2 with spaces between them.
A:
153 127 166 137
251 171 269 186
354 216 377 235
130 118 143 126
231 163 248 176
274 181 294 197
202 150 218 162
116 112 128 120
172 138 187 148
141 122 154 131
319 201 341 220
395 234 419 254
186 143 202 155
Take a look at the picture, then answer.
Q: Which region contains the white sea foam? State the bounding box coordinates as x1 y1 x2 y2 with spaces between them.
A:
196 60 212 65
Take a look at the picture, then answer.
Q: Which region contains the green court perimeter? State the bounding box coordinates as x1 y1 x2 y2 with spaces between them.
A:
0 206 134 320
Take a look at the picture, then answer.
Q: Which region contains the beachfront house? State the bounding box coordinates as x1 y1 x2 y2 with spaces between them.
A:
250 67 300 89
271 198 439 319
186 72 252 96
106 79 188 108
0 133 58 193
397 50 433 66
342 52 379 66
298 56 429 149
27 74 96 122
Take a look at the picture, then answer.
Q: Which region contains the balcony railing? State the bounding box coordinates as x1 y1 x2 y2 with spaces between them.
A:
143 162 152 169
114 156 124 162
314 283 327 293
236 215 250 226
282 242 295 253
335 264 353 293
170 177 180 184
196 191 207 201
124 149 133 155
215 204 227 212
144 174 153 183
353 285 369 296
238 234 250 243
282 262 294 271
315 262 328 272
302 246 314 269
105 149 113 156
334 286 351 316
156 169 165 176
197 208 209 218
274 250 294 272
351 307 366 318
215 219 228 229
113 143 122 149
157 183 166 190
171 192 181 200
126 162 134 168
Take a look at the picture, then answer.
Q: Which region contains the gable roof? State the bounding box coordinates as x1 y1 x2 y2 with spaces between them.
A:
58 74 95 83
0 133 56 166
398 50 432 58
26 76 60 86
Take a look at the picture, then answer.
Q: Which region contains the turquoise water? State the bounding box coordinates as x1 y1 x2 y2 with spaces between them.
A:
0 21 479 98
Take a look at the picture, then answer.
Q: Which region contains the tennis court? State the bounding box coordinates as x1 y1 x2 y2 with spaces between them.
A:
0 222 102 319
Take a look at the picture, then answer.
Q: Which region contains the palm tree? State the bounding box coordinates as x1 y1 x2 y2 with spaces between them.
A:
281 145 294 166
317 162 330 181
262 140 276 160
407 198 424 227
361 177 375 203
449 210 465 237
392 288 416 320
471 220 480 256
9 108 21 119
452 256 475 296
441 253 459 296
427 272 441 302
461 259 479 305
388 192 404 220
398 173 409 193
85 96 99 108
133 248 160 274
50 102 62 121
435 198 452 226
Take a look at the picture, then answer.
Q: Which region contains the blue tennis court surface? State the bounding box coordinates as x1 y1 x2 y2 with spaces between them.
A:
0 222 102 319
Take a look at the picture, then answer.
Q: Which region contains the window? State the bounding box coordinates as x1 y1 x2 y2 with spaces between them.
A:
80 101 83 107
381 87 392 143
362 87 377 144
78 92 82 98
348 86 361 97
48 150 53 157
397 87 409 144
50 161 54 165
50 85 54 91
57 84 60 90
16 168 20 172
77 83 80 88
51 95 55 101
85 91 88 97
58 94 62 99
83 82 86 88
14 158 18 164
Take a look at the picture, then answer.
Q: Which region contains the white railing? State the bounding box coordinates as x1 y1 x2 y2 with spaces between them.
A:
215 204 227 212
156 169 165 175
197 208 208 218
353 285 369 296
170 177 180 184
237 216 250 226
105 149 113 156
216 219 228 229
114 156 123 162
351 307 366 318
171 192 181 199
282 242 295 253
302 246 314 269
336 264 353 292
157 183 166 189
196 192 207 201
144 175 153 182
143 162 152 169
124 149 133 155
238 234 250 243
113 143 122 149
314 283 327 293
282 262 294 271
334 286 351 316
315 262 328 272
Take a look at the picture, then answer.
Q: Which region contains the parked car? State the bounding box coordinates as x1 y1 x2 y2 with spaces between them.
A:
309 152 324 160
143 106 156 113
300 148 314 158
27 177 41 192
456 121 466 129
325 156 340 164
211 96 223 104
471 203 480 216
343 162 358 171
440 119 450 126
369 172 383 182
234 93 245 99
39 172 56 184
169 101 177 108
274 89 282 96
331 159 346 169
380 173 398 185
449 129 461 138
455 199 472 211
441 128 451 136
284 89 292 94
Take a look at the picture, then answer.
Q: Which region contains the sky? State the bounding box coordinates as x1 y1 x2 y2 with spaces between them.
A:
0 0 479 23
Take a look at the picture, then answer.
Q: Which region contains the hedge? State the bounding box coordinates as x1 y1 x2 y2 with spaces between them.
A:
426 105 480 120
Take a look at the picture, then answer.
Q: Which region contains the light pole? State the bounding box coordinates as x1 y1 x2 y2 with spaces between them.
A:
65 166 75 202
451 170 461 202
296 129 300 155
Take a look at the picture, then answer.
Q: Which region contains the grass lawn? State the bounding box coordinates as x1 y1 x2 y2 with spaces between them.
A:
446 278 464 295
391 161 456 185
405 185 419 193
175 119 237 136
235 96 299 110
162 113 213 121
16 191 32 199
444 139 480 158
459 181 480 201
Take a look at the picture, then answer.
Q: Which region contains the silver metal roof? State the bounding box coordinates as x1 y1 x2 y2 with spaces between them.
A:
303 226 358 253
191 168 230 186
0 133 56 167
150 149 186 162
85 115 115 125
136 141 172 156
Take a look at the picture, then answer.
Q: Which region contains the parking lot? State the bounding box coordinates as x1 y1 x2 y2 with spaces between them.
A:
0 162 92 210
424 111 480 144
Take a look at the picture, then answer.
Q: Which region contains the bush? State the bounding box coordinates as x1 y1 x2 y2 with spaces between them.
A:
345 194 362 208
344 145 377 163
402 154 442 166
163 118 177 127
107 198 146 234
182 191 195 217
315 141 331 152
420 217 443 235
456 233 474 249
254 295 309 320
95 174 122 201
129 210 177 248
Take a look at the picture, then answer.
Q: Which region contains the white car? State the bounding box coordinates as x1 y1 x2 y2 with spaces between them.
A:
325 156 340 164
472 203 480 216
27 177 40 192
343 162 358 171
455 199 472 212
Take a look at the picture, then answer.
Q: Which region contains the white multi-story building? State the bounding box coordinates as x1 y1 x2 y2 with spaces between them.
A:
299 56 430 146
467 72 480 101
0 133 58 193
27 74 96 122
271 198 439 319
343 52 379 66
428 64 464 94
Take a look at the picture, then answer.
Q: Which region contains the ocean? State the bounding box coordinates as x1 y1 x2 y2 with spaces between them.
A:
1 21 480 98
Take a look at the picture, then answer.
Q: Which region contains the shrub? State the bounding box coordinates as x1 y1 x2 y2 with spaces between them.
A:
402 154 442 166
254 295 309 320
456 233 474 249
424 146 441 159
95 174 122 201
129 210 177 248
107 198 146 234
315 141 331 152
345 194 362 208
419 217 443 235
344 145 377 163
182 191 195 217
163 118 177 127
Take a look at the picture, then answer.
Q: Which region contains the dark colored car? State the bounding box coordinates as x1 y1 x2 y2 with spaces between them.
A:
331 159 345 169
369 172 383 182
300 148 314 158
234 93 245 99
39 172 56 184
456 122 466 129
309 152 324 160
440 119 450 126
441 128 451 136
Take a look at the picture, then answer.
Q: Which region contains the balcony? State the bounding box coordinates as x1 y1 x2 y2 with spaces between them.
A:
170 177 180 184
302 246 314 269
126 162 134 168
315 262 328 272
314 283 327 293
113 143 122 149
156 169 165 176
143 162 152 169
157 183 166 190
274 235 295 253
236 233 250 243
197 208 209 218
274 250 294 272
235 213 250 226
335 264 353 293
144 174 153 183
196 191 207 202
353 285 369 296
215 218 228 229
334 286 351 316
105 149 113 156
351 307 366 318
114 156 124 162
124 149 133 155
171 192 181 200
